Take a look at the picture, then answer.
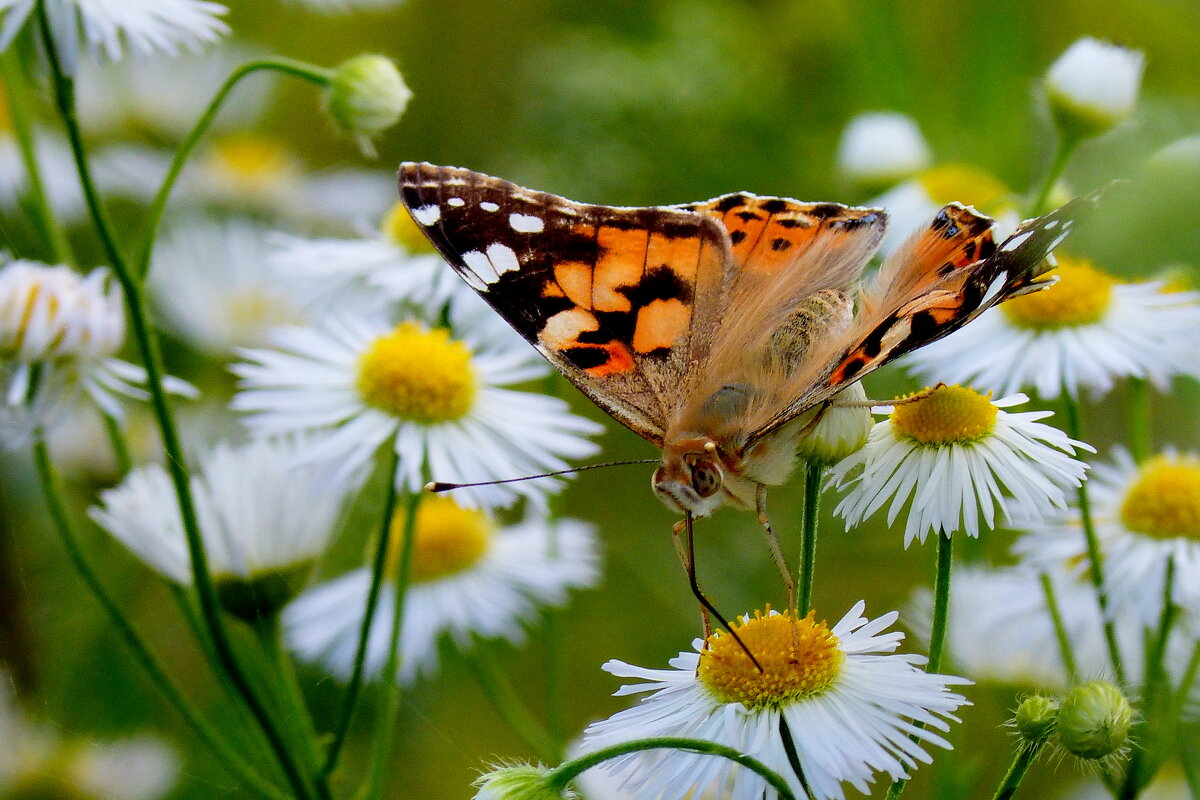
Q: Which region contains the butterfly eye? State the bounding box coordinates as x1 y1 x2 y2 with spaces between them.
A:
691 460 721 498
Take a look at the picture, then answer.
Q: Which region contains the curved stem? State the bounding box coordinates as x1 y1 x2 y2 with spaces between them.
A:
546 737 797 800
31 436 290 800
991 742 1044 800
99 409 133 475
797 462 822 614
463 645 560 763
364 489 421 800
1030 133 1079 216
1039 572 1079 683
322 448 401 778
36 8 316 798
133 57 331 281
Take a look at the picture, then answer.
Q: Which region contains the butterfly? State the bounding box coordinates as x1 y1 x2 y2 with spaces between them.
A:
399 162 1089 521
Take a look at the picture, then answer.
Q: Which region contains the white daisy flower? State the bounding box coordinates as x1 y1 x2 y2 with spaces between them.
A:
281 0 406 13
835 111 931 191
1014 448 1200 632
0 0 229 74
832 386 1092 546
269 200 464 315
905 258 1200 399
89 436 352 619
1045 38 1145 139
284 496 598 685
0 260 194 442
232 308 602 509
149 217 308 356
581 604 971 800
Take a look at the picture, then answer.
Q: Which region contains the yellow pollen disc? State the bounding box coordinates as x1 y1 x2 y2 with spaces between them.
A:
208 133 294 186
697 610 843 709
382 201 436 254
1119 454 1200 540
1002 258 1115 329
355 322 478 422
918 164 1011 211
891 384 998 445
388 495 493 582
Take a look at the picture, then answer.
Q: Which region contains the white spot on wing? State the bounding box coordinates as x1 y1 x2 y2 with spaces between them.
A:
480 201 500 212
462 250 496 281
412 205 440 226
486 243 520 275
447 197 466 207
509 213 544 233
1001 230 1032 252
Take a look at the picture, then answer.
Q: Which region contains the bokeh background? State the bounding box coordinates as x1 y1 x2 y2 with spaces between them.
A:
2 0 1199 797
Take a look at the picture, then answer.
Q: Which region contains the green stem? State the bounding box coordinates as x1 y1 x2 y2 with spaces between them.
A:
0 48 73 264
886 531 954 800
364 489 421 800
798 461 822 613
322 447 401 779
1171 641 1200 722
36 8 317 798
1129 379 1150 463
991 742 1044 800
1060 390 1128 687
99 409 133 476
1030 132 1079 216
133 57 331 281
31 436 290 800
464 646 560 763
545 737 797 800
1039 572 1079 683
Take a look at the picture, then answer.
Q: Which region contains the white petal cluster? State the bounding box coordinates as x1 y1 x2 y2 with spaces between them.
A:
1046 38 1145 136
836 111 931 187
0 262 123 361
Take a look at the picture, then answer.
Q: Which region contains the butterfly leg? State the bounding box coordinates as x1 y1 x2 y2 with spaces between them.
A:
756 483 797 616
831 382 945 408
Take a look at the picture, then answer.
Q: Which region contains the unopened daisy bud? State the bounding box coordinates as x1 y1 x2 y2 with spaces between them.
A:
472 763 573 800
1014 694 1060 744
1045 38 1145 139
1055 681 1132 761
0 262 124 362
323 55 411 155
795 382 872 464
836 111 931 191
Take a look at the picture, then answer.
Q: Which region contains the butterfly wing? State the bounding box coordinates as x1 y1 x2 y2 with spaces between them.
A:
399 162 732 447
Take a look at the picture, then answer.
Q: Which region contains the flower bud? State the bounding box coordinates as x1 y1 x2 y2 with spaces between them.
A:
323 55 412 155
796 382 872 464
836 112 931 191
1045 38 1144 139
1013 694 1060 743
472 763 572 800
1055 681 1132 760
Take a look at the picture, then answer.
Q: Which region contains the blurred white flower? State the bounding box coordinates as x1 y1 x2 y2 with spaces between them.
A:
285 498 598 684
836 111 931 189
1046 38 1145 138
68 737 179 800
281 0 405 12
832 386 1091 546
905 258 1200 399
0 0 228 74
0 128 87 221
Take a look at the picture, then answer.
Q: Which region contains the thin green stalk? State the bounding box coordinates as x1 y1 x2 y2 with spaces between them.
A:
885 531 954 800
99 409 133 475
1030 132 1079 216
364 489 421 800
545 737 797 800
36 8 316 797
797 461 822 613
0 48 73 264
464 646 560 763
322 447 401 779
134 57 331 281
1039 572 1079 683
991 742 1045 800
1129 379 1150 463
1171 641 1200 721
31 436 290 800
1060 390 1128 687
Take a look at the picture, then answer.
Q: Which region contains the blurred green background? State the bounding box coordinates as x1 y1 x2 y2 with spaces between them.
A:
2 0 1200 797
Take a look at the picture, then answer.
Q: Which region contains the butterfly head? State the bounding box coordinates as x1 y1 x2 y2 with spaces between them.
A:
653 438 731 517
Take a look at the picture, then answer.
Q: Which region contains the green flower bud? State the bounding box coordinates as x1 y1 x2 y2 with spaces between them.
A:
795 383 873 464
1055 681 1133 760
473 764 573 800
1013 694 1060 743
323 55 412 155
1045 38 1144 140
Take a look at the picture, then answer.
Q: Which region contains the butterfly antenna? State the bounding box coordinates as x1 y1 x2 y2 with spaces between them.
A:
425 459 659 492
684 512 764 673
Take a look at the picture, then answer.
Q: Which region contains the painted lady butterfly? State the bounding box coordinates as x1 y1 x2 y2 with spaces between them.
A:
399 163 1088 523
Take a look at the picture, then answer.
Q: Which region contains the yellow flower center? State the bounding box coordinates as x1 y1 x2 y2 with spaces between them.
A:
225 288 301 335
918 164 1011 211
382 201 435 254
697 610 843 709
891 384 998 445
206 133 296 192
1119 454 1200 540
389 495 493 582
1002 258 1115 329
355 323 479 422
